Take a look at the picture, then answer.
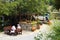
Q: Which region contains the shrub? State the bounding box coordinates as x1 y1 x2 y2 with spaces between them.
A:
34 20 60 40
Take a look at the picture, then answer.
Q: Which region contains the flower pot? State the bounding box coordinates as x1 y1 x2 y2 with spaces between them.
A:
37 21 42 29
31 26 36 31
48 20 51 25
37 24 40 29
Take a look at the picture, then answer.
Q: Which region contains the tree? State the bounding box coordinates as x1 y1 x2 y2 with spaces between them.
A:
54 0 60 9
0 0 52 27
0 0 52 15
16 0 50 15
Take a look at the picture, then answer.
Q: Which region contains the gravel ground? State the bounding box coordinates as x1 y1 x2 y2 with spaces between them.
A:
0 24 50 40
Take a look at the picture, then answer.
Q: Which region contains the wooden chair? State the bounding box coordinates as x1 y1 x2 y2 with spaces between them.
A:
3 25 22 35
3 26 12 34
16 28 22 35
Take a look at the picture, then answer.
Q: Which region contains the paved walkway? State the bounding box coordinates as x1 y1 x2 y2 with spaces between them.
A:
0 24 50 40
0 29 39 40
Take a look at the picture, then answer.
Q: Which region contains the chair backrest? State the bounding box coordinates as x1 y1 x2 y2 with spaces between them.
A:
3 26 12 31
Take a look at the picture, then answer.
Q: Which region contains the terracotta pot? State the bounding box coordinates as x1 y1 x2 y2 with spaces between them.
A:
48 20 51 25
37 24 40 29
31 26 36 31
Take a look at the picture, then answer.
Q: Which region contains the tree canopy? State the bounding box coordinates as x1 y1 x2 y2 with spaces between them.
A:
54 0 60 9
0 0 52 15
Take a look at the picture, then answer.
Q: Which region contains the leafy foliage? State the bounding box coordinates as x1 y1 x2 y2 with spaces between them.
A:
0 0 52 15
54 0 60 9
0 0 53 30
34 20 60 40
53 20 60 40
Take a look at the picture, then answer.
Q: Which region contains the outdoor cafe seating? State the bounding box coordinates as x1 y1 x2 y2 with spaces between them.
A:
3 24 22 35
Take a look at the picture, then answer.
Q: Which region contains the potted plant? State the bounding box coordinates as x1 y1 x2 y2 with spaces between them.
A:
37 21 42 29
47 20 51 25
31 23 36 32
